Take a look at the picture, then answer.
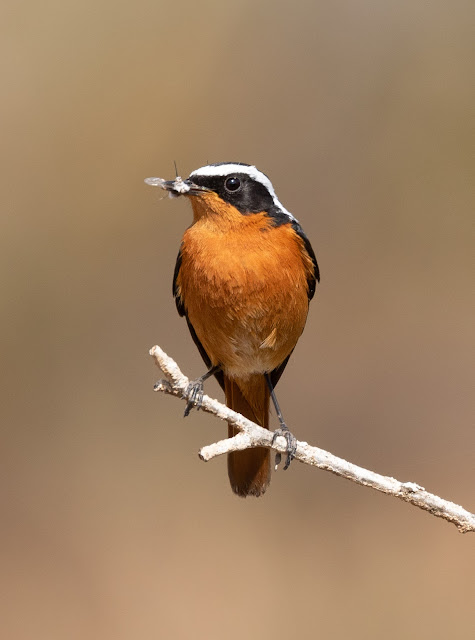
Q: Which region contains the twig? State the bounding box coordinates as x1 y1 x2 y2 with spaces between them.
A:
149 345 475 533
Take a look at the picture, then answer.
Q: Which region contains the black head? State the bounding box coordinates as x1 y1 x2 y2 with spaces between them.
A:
188 162 295 219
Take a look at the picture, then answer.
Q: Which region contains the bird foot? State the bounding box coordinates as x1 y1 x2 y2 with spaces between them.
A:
272 426 297 471
183 379 205 417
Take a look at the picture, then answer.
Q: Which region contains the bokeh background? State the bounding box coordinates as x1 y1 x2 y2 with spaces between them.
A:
2 1 474 638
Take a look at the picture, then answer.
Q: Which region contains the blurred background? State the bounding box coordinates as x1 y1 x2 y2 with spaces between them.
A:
1 0 474 638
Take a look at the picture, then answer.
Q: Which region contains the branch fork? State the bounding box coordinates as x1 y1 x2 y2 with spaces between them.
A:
150 345 475 533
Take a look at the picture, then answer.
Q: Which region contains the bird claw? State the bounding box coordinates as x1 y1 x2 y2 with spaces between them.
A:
183 379 204 417
272 427 297 471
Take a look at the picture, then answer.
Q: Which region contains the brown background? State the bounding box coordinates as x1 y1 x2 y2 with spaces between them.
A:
2 1 474 638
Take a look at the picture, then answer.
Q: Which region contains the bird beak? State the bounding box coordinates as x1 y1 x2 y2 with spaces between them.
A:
144 176 209 198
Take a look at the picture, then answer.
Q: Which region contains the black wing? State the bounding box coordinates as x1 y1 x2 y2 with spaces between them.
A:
269 351 293 388
173 244 185 317
267 207 320 301
291 220 320 299
173 246 225 390
269 221 319 387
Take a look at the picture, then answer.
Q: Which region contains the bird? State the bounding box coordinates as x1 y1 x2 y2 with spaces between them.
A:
145 162 319 497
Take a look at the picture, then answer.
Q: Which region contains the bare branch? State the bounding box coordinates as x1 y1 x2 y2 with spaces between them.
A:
150 345 475 533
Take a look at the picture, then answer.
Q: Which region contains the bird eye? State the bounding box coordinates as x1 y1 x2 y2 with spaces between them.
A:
224 176 241 193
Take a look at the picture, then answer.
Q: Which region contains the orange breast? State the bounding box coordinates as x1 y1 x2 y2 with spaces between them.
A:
176 196 314 379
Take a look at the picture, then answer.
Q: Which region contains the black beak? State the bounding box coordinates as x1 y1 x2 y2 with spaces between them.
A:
145 176 209 197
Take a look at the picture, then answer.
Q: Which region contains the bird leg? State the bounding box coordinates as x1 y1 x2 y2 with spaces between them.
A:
265 374 297 470
184 365 220 417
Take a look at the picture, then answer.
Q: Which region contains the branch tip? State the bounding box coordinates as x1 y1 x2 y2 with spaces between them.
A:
149 344 475 533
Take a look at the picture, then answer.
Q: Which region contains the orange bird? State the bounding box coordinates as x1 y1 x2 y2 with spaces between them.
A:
146 163 319 497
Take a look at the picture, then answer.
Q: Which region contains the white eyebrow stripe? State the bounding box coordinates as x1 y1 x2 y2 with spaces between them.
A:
189 163 296 221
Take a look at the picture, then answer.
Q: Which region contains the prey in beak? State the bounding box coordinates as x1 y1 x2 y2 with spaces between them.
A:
144 175 209 198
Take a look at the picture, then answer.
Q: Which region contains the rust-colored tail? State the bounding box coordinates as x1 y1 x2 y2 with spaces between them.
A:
224 375 271 497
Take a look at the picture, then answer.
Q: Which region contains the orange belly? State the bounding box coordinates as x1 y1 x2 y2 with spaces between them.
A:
176 212 313 379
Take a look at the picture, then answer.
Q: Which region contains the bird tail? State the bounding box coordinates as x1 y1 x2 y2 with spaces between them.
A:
224 375 271 497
